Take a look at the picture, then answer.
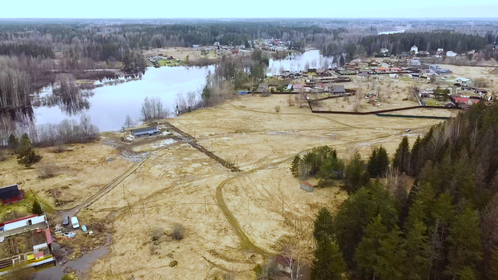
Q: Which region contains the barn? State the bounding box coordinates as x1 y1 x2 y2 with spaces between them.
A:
132 126 160 137
0 184 25 205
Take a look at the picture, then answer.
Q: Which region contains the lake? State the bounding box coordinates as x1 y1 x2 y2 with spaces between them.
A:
33 50 334 132
34 66 214 132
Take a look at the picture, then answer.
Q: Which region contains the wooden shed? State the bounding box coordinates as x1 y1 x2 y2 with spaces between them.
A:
300 182 314 193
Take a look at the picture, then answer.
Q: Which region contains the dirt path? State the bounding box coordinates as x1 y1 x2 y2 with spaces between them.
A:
165 121 241 172
213 131 398 256
224 101 361 129
58 155 150 218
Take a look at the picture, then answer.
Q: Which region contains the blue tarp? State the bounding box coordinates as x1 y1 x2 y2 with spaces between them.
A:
238 91 250 95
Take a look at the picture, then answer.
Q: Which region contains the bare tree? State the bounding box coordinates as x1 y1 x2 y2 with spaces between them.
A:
282 245 307 280
124 115 133 128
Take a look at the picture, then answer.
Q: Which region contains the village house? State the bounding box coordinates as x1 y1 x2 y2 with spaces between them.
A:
436 48 445 56
330 85 346 95
0 215 55 276
410 59 421 66
446 51 457 57
0 184 25 205
410 45 419 54
418 51 430 56
375 67 389 73
390 67 402 73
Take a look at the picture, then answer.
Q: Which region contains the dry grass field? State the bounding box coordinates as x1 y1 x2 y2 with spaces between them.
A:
83 94 446 279
0 91 459 279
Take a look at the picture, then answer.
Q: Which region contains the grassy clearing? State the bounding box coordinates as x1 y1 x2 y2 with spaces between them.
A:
158 59 184 67
0 192 54 221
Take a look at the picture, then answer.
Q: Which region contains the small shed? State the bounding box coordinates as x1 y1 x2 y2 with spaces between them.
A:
132 127 160 137
300 182 314 193
331 85 346 94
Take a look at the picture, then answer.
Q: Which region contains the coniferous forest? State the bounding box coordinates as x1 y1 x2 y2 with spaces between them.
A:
308 102 498 280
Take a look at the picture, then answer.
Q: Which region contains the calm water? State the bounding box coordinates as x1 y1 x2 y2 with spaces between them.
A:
268 49 336 75
34 66 214 132
34 50 334 132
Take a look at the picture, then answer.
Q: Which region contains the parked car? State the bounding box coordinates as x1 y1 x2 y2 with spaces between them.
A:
62 216 69 226
71 217 80 229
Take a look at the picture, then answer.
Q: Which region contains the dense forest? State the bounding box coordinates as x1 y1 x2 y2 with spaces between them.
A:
359 32 494 56
299 102 498 279
322 31 498 60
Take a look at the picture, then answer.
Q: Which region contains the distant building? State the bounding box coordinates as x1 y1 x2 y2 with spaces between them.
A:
132 127 160 137
410 45 419 54
380 48 389 54
375 67 389 73
446 51 458 57
390 67 402 72
436 48 445 56
192 45 199 49
330 85 346 94
410 59 421 66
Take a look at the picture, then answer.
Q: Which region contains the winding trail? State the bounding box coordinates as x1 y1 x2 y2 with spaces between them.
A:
214 131 397 255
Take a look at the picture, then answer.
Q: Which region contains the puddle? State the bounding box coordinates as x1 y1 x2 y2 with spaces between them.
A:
33 245 109 280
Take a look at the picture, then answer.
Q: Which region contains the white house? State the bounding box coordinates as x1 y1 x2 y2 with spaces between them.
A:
410 59 421 66
380 48 389 54
410 45 419 54
446 51 458 57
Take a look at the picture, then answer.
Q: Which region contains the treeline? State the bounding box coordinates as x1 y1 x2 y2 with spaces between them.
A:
11 114 99 147
360 32 491 56
309 102 498 279
0 21 341 55
0 43 55 58
174 49 270 116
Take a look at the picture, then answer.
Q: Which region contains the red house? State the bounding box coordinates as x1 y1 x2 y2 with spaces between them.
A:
0 184 25 205
375 67 388 73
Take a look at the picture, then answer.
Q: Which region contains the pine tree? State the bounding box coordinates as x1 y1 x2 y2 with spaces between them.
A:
355 215 388 278
17 133 41 166
430 192 455 227
487 250 498 280
445 206 483 279
345 153 370 193
32 200 43 215
311 236 346 280
367 146 389 178
377 146 389 178
291 155 301 177
403 218 430 280
410 136 423 176
8 133 19 153
377 226 407 280
314 207 334 241
367 148 378 178
335 184 399 268
393 136 411 174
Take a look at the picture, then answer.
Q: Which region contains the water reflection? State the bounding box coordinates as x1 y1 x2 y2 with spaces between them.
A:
268 49 336 75
34 66 215 132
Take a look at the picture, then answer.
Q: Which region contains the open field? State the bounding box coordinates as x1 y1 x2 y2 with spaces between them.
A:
85 94 444 279
1 94 448 279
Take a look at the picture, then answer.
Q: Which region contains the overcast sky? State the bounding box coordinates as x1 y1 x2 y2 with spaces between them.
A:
1 0 498 18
